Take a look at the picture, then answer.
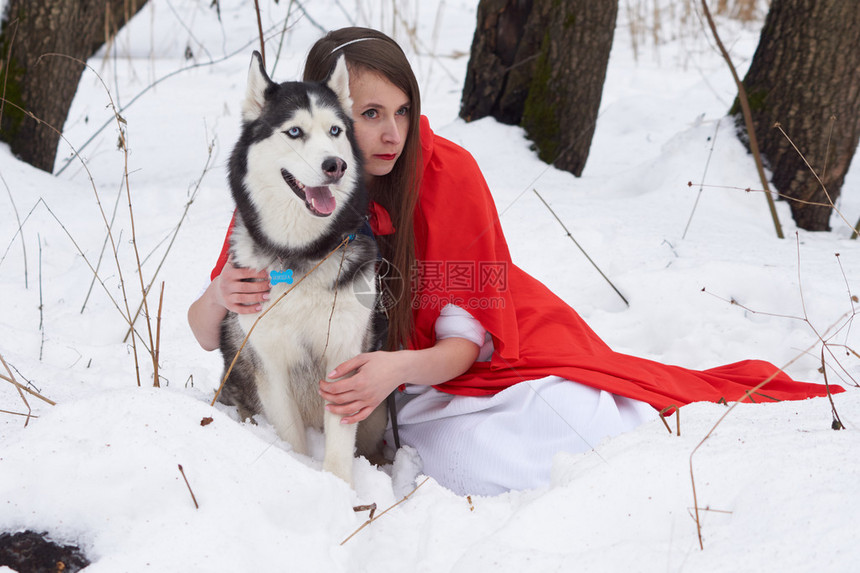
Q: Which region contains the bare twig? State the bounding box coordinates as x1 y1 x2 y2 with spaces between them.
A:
4 56 146 386
819 347 844 430
291 0 326 33
352 503 377 519
81 178 124 314
658 405 681 436
0 170 28 288
340 478 429 545
699 0 783 239
773 122 855 233
253 0 266 68
211 235 354 406
123 139 215 342
688 181 850 211
36 198 149 354
0 352 32 426
115 110 159 388
0 17 19 127
154 281 165 388
690 362 790 550
270 0 298 76
532 188 629 307
55 20 292 177
38 233 44 361
42 52 159 387
0 369 52 404
691 237 853 548
683 118 721 239
822 115 835 184
0 409 39 419
322 245 349 360
178 464 199 509
164 0 214 62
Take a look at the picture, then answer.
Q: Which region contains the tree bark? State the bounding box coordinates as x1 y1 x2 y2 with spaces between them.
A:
460 0 618 177
0 0 149 172
733 0 860 231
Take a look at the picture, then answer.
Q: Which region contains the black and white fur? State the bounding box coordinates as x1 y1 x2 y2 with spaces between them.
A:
218 52 386 485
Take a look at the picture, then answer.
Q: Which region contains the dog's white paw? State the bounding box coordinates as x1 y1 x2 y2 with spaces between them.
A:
323 455 353 486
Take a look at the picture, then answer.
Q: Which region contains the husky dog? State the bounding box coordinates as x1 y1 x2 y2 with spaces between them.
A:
218 51 387 485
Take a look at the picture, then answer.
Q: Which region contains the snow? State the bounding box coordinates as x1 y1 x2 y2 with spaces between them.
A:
1 0 857 571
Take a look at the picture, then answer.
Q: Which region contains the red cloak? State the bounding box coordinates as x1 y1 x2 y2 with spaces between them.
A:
410 117 842 408
210 116 843 410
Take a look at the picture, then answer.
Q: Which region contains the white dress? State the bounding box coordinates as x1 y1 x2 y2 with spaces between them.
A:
385 304 657 496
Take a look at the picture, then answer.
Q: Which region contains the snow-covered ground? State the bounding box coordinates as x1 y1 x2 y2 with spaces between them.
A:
1 1 857 571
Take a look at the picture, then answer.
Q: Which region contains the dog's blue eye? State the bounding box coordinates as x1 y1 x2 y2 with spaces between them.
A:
330 126 342 136
285 127 303 139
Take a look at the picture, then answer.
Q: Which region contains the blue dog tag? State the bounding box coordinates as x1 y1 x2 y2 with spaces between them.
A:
270 269 294 285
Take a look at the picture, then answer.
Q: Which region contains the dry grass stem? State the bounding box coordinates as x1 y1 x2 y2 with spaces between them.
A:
211 235 354 406
37 233 44 360
154 281 165 388
0 17 17 125
689 181 860 240
0 409 38 419
177 464 199 509
0 351 32 425
773 122 856 233
80 179 124 315
683 118 721 238
659 405 681 436
269 0 300 76
253 0 266 67
688 181 854 213
1 353 55 408
123 139 215 342
13 54 147 386
819 347 844 430
40 52 164 387
55 18 296 177
35 198 148 352
699 0 783 239
0 170 28 288
533 188 629 307
340 477 429 545
322 245 349 361
690 234 854 548
352 503 377 519
690 362 791 550
1 52 171 387
117 109 159 388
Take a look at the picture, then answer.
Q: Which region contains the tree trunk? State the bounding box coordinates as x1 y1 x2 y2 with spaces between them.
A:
0 0 149 172
733 0 860 231
460 0 618 177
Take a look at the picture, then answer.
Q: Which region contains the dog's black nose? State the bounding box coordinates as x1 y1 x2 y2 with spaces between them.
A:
322 157 347 181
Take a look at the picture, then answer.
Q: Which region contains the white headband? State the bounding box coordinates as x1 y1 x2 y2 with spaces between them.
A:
329 37 376 54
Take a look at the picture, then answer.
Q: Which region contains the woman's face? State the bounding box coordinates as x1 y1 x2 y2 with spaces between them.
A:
348 69 410 179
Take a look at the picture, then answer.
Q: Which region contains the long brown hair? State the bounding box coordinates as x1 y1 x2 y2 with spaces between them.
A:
304 28 421 351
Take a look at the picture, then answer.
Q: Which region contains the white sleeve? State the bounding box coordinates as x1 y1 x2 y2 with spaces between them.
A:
434 304 495 362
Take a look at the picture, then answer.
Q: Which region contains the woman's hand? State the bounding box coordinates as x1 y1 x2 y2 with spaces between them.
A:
320 337 481 425
188 259 270 351
214 260 270 314
320 351 406 425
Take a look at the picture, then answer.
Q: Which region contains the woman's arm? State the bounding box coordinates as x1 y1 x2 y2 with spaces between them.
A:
319 337 480 424
187 261 270 351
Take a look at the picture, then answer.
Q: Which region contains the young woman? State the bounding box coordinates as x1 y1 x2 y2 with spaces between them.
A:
189 27 841 496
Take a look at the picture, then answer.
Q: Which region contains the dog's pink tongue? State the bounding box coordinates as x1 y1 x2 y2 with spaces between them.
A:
306 186 336 215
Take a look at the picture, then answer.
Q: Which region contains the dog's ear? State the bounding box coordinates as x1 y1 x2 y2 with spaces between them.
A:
326 55 353 119
242 51 273 122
